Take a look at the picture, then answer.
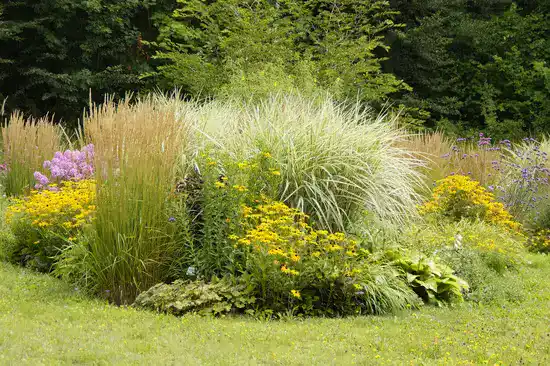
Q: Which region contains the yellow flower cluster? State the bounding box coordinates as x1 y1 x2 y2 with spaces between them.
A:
420 175 520 231
231 200 358 276
6 180 96 230
527 229 550 253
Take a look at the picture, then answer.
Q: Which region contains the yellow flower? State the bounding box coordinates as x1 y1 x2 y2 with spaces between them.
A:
214 181 225 188
270 171 281 176
232 185 248 192
268 248 285 256
290 289 301 299
207 161 216 166
262 152 272 159
420 174 519 231
238 238 251 245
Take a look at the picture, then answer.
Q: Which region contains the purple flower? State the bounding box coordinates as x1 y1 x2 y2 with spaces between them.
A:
33 144 95 189
478 137 492 146
33 171 49 186
168 217 176 222
488 185 494 191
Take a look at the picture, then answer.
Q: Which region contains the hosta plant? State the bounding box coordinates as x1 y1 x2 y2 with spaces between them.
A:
386 251 469 306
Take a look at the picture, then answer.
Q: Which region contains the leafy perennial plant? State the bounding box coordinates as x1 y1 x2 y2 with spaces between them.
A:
232 200 420 316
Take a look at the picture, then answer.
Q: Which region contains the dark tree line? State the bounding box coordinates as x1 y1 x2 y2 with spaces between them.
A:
1 0 549 136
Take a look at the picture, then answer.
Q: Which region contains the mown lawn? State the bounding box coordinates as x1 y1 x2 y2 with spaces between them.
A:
0 256 549 365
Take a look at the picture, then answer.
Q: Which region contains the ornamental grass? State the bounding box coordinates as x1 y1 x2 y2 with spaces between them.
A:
200 94 425 232
1 112 63 196
84 96 192 304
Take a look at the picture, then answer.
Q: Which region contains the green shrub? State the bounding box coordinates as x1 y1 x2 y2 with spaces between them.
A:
202 94 425 232
404 219 525 272
403 219 527 303
432 247 525 304
0 229 17 262
133 276 256 317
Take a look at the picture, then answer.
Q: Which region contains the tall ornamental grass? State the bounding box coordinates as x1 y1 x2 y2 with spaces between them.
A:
201 95 425 231
84 96 191 304
1 112 62 196
402 132 501 189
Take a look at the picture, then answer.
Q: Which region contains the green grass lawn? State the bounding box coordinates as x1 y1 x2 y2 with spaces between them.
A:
0 256 549 365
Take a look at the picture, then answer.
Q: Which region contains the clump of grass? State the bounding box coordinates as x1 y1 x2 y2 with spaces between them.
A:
202 94 425 231
1 112 62 196
403 132 501 189
83 95 191 304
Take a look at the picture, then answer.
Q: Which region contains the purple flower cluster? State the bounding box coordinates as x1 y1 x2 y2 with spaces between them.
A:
499 142 550 218
34 144 95 189
478 133 492 146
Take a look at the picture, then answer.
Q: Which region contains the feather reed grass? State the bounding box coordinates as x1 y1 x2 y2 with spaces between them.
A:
1 112 62 196
84 95 191 304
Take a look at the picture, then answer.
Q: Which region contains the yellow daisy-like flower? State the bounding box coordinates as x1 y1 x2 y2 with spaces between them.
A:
290 289 301 299
214 181 225 188
290 254 300 262
232 185 248 192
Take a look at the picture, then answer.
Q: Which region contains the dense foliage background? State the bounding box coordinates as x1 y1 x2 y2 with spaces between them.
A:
1 0 549 135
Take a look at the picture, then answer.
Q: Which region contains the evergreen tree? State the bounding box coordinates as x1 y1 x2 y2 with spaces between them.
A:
388 0 550 137
0 0 157 125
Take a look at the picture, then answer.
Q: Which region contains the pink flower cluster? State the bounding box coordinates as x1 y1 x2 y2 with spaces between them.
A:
34 144 95 189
